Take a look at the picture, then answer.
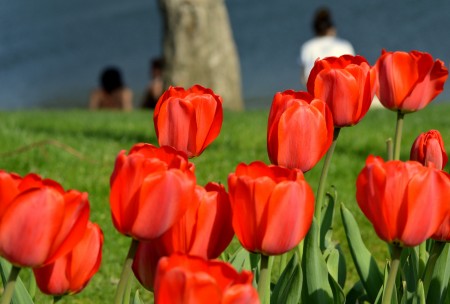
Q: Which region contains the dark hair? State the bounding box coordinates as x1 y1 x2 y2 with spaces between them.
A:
313 7 334 36
151 57 165 71
100 67 124 93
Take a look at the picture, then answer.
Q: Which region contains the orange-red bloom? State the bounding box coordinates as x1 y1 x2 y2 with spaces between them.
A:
0 170 22 220
132 182 234 290
227 161 314 255
153 85 223 158
110 143 197 240
33 222 103 295
374 50 448 113
0 174 90 268
154 254 259 304
410 130 448 170
307 55 374 127
356 156 450 247
267 90 333 172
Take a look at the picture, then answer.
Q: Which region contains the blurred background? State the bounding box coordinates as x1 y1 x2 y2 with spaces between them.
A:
1 0 449 109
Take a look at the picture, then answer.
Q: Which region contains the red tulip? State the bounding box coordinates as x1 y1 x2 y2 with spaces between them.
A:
33 222 103 295
267 90 333 171
0 176 90 268
0 170 22 220
154 254 259 304
228 161 314 255
110 143 197 240
132 182 234 290
356 156 450 247
154 85 223 158
307 55 374 127
374 50 448 113
410 130 448 170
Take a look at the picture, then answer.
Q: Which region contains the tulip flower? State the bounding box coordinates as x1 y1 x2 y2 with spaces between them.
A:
154 85 223 158
132 182 234 290
228 161 314 255
0 175 90 268
356 155 450 247
110 143 197 241
374 50 448 113
307 55 375 127
33 222 103 295
0 170 22 220
267 90 333 172
154 254 259 304
410 129 448 170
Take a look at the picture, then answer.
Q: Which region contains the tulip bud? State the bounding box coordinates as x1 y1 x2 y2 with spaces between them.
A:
410 130 448 170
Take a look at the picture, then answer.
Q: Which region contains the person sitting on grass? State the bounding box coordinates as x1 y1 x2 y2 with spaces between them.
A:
89 66 133 111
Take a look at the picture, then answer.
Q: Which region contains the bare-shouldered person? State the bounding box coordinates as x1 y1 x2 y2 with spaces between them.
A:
90 67 133 111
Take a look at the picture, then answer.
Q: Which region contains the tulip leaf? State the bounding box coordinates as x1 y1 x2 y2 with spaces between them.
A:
426 242 450 304
0 259 34 304
320 188 337 251
401 247 419 295
229 247 251 272
328 273 345 304
133 290 144 304
302 218 333 304
346 281 369 304
271 252 302 304
325 245 346 289
340 203 383 302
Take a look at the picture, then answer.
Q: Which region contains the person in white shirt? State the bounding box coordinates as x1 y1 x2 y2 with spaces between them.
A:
299 7 355 85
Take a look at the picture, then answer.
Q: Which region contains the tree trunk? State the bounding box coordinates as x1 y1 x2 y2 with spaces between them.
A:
159 0 244 111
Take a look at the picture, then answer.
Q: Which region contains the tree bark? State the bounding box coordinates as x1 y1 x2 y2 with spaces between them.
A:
159 0 244 111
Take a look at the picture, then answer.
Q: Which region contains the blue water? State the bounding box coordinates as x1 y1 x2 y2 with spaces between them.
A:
1 0 450 109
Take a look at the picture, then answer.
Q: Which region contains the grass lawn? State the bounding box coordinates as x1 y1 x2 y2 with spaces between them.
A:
0 102 449 303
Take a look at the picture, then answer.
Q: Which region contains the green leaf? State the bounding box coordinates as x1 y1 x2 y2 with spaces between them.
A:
346 281 368 304
320 188 337 251
271 252 302 304
427 243 450 304
340 203 383 303
326 245 346 289
328 274 345 304
229 247 251 272
133 290 144 304
302 218 333 304
0 259 34 304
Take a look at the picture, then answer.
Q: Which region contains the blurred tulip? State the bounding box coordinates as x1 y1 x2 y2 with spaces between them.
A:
154 254 259 304
410 129 448 170
132 182 234 290
228 161 314 255
33 222 103 295
356 155 450 247
267 90 333 172
307 55 374 127
0 175 90 268
154 85 223 158
110 143 197 241
0 170 22 220
374 50 448 113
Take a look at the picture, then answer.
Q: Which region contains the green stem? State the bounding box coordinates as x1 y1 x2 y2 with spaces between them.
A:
314 128 341 227
1 265 21 304
114 239 139 304
393 111 405 161
382 245 402 304
386 138 393 161
423 241 446 296
257 254 273 304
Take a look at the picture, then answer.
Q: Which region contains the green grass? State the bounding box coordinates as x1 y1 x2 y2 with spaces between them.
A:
0 103 449 303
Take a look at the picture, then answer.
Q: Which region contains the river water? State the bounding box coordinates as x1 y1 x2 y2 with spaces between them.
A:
1 0 450 109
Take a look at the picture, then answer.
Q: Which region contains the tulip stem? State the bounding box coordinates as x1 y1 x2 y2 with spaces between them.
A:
422 241 446 296
1 265 21 304
115 239 139 304
258 254 273 304
393 111 405 160
382 245 402 304
279 253 287 277
315 128 341 231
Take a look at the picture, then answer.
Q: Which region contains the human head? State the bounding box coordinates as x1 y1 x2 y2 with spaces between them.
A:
313 7 335 36
100 67 124 93
151 58 165 77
